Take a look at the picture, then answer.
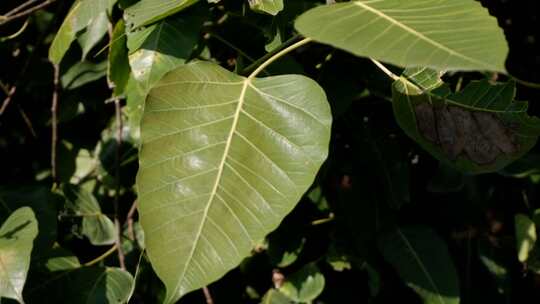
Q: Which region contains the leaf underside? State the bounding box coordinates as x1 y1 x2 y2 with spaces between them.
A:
392 68 540 174
295 0 508 72
136 61 332 303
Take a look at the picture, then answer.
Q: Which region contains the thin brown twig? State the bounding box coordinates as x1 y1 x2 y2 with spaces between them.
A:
0 86 17 115
126 200 138 241
0 0 57 26
50 63 60 183
202 287 214 304
5 0 39 17
114 98 126 270
18 105 37 138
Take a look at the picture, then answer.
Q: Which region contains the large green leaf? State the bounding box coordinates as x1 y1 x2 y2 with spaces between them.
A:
136 61 332 303
49 0 116 64
249 0 284 16
392 68 540 174
0 207 38 303
295 0 508 72
124 0 199 29
127 14 203 93
62 185 116 246
378 227 460 304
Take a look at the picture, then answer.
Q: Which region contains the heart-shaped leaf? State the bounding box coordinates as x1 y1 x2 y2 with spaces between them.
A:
0 207 38 303
295 0 508 72
136 61 331 303
392 68 540 174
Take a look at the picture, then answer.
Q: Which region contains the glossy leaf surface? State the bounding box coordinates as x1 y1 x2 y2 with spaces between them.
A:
136 61 332 303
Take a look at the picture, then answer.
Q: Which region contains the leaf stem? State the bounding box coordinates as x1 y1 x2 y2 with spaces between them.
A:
0 0 57 26
248 37 313 79
84 244 119 266
370 58 399 81
51 63 60 183
241 35 304 76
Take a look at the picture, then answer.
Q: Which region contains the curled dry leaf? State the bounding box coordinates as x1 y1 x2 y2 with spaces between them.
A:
413 104 518 165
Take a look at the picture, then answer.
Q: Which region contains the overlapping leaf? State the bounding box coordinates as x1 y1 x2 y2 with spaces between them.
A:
249 0 284 16
62 185 116 246
29 266 134 304
392 68 540 173
49 0 116 64
127 14 203 93
378 227 460 304
0 207 38 304
295 0 508 72
124 0 199 29
136 61 332 303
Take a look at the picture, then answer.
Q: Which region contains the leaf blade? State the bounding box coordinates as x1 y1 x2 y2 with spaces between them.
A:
136 61 332 303
295 0 508 72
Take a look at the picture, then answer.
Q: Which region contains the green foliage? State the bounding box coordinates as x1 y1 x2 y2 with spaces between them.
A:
0 207 38 303
295 0 508 72
2 0 540 303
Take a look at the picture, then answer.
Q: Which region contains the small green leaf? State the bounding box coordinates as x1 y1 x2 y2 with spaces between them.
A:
295 0 508 72
45 247 81 272
279 264 325 303
249 0 284 16
124 0 199 29
0 207 38 303
62 184 116 246
49 0 116 64
77 12 109 59
127 14 204 93
108 20 131 97
392 69 540 174
61 61 108 90
378 227 460 304
261 289 293 304
136 61 331 303
515 214 537 263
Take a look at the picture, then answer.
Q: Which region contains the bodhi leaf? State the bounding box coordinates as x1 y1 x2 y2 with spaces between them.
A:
295 0 508 72
124 0 199 30
0 207 38 303
378 227 460 304
249 0 284 16
136 61 331 303
127 14 204 94
62 185 116 246
514 214 537 263
392 68 540 174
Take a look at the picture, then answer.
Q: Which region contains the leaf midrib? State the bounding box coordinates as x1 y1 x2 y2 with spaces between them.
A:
354 1 495 70
396 229 445 304
171 78 250 302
